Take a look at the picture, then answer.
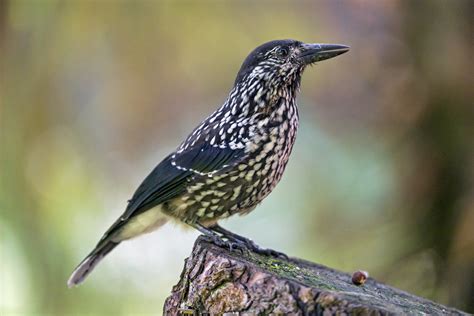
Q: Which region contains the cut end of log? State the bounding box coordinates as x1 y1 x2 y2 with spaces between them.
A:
164 235 467 315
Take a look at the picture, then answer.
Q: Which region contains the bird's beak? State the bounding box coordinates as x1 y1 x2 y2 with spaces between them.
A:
299 43 350 64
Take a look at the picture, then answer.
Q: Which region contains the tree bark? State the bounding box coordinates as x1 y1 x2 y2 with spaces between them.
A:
164 236 468 315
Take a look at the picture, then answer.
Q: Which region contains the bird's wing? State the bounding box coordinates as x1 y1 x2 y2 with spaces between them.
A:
101 143 246 239
128 143 245 216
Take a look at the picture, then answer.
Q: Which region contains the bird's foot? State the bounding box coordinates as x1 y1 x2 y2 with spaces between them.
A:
190 222 247 253
212 226 288 259
202 233 247 253
195 223 288 258
241 239 288 259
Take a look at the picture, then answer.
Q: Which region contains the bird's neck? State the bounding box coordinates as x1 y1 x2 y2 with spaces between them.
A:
226 76 300 121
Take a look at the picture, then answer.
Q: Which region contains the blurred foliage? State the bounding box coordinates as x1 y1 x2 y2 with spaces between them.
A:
1 0 473 315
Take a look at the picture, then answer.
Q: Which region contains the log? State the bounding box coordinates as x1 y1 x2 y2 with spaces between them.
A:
164 236 468 315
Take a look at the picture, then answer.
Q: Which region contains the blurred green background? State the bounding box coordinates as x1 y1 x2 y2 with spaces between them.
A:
1 0 473 315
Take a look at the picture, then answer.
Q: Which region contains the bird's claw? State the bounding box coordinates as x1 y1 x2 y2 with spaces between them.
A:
204 234 246 254
202 230 288 259
244 241 288 259
255 247 289 259
225 235 288 259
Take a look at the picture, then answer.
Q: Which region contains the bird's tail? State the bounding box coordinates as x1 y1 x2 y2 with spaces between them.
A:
67 240 119 288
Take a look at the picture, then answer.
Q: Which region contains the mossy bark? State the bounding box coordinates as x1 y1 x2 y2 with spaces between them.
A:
164 236 467 315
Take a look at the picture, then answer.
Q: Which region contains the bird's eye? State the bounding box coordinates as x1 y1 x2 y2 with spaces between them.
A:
276 47 289 58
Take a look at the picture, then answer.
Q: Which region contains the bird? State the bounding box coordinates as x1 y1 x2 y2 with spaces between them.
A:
68 39 349 287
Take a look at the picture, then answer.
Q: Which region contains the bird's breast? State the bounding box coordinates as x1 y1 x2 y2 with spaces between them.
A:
167 100 299 223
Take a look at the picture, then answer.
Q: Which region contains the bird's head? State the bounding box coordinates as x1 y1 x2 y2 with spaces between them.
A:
234 39 349 90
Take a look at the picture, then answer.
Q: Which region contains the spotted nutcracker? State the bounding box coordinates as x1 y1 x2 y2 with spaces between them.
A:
68 39 349 287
